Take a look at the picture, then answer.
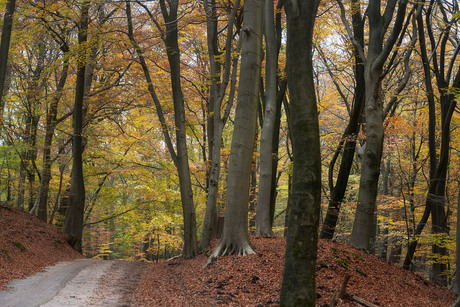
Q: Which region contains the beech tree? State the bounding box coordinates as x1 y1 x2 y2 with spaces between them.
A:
63 0 90 253
348 0 409 250
403 0 459 286
125 0 198 258
207 0 264 261
255 0 280 236
200 0 241 251
280 0 322 305
320 0 365 239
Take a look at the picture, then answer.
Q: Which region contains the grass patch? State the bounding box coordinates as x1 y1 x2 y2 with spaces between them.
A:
1 248 11 259
356 267 367 276
13 241 26 251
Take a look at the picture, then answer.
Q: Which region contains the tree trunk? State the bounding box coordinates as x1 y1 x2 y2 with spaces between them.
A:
126 0 199 258
64 0 90 253
452 186 460 295
349 0 408 250
269 79 287 227
255 0 278 236
280 0 321 305
320 0 365 240
160 0 198 259
35 57 69 222
200 0 241 251
349 65 384 250
207 0 264 262
402 5 457 285
0 0 16 123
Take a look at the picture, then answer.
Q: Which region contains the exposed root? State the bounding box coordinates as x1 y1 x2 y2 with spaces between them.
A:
203 238 255 268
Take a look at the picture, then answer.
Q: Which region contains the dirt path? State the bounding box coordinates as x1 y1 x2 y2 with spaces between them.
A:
0 259 145 307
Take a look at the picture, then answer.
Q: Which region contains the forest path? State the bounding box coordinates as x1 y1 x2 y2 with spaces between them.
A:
0 259 145 307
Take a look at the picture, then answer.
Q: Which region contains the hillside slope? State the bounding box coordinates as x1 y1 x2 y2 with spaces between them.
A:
134 236 456 306
0 204 83 288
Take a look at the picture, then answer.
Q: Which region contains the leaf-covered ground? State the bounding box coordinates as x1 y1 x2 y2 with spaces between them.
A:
0 204 83 289
134 236 456 306
0 204 456 306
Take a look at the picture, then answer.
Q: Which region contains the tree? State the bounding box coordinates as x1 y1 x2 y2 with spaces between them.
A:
63 0 90 253
200 0 242 251
0 0 16 123
349 0 409 250
279 0 322 305
255 0 279 236
320 0 365 239
125 0 198 258
403 0 459 285
206 0 264 262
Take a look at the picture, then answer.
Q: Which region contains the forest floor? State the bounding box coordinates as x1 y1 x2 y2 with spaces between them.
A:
0 203 457 306
134 236 456 306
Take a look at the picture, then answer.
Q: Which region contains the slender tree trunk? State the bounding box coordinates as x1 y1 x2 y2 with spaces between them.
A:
280 0 321 305
255 0 278 236
249 144 258 232
200 0 241 251
126 0 199 258
16 162 26 210
403 10 436 270
453 186 460 295
35 58 69 221
160 0 197 258
403 7 457 284
206 0 264 263
64 0 90 253
320 0 365 240
269 79 287 227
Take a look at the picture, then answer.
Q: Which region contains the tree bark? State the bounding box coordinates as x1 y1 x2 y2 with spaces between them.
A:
280 0 321 305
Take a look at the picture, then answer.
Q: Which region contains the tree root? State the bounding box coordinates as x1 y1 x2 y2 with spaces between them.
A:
203 238 255 268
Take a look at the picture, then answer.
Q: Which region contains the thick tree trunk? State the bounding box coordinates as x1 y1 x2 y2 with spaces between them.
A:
350 69 384 250
280 0 321 305
64 0 90 253
349 0 408 250
207 0 264 262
